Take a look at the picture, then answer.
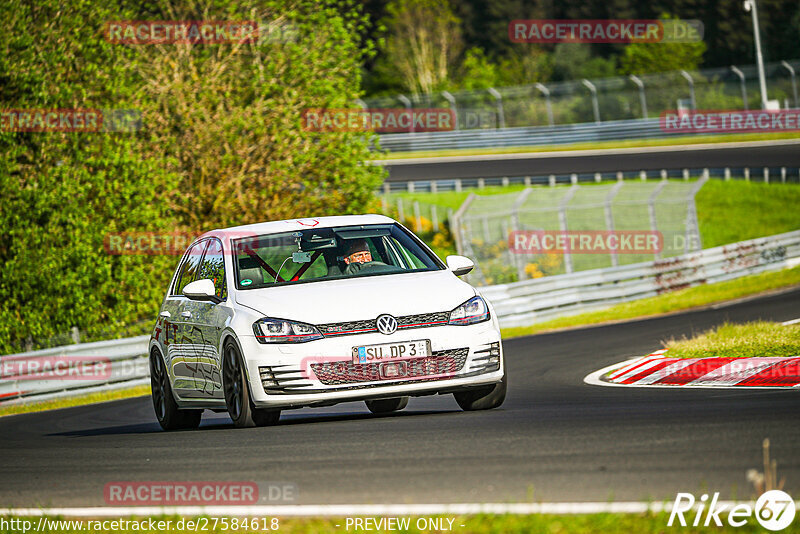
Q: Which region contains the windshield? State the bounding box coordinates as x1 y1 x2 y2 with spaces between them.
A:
233 224 444 289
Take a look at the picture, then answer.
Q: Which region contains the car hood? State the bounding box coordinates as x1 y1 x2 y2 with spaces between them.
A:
234 270 475 324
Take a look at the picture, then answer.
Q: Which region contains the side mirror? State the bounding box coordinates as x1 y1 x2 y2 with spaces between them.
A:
446 255 474 276
183 279 221 303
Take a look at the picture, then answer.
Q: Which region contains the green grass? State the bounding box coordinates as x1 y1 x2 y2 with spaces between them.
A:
697 180 800 249
501 265 800 339
665 321 800 359
0 385 149 417
0 513 775 533
373 131 800 160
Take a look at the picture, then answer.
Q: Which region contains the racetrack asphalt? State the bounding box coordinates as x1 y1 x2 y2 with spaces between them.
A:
1 287 798 507
381 141 800 182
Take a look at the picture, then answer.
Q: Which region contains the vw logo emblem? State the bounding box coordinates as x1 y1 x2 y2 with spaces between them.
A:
376 314 398 335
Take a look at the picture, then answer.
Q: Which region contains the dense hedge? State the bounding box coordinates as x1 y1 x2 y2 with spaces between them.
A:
0 0 385 352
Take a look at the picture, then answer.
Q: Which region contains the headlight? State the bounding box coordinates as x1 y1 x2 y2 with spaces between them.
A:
448 296 490 326
253 318 323 343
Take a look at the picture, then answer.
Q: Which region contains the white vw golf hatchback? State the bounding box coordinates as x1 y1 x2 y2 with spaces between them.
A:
149 215 505 430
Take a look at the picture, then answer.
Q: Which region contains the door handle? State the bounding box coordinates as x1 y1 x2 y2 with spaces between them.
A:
180 311 192 319
159 311 171 318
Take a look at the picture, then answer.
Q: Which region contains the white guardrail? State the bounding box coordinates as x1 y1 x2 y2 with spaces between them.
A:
2 230 799 404
0 335 150 405
481 229 800 328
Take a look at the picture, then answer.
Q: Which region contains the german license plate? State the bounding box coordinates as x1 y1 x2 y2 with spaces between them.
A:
352 340 431 365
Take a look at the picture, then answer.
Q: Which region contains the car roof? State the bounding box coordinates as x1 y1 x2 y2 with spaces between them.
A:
197 214 398 242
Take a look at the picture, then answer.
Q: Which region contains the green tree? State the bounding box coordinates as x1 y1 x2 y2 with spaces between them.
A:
0 0 384 351
379 0 463 95
618 15 707 75
456 47 499 90
552 44 617 81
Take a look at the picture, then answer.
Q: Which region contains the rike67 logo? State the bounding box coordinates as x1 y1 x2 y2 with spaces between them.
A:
669 490 796 531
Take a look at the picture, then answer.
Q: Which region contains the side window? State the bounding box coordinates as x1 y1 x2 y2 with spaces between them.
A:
175 241 209 295
199 238 227 299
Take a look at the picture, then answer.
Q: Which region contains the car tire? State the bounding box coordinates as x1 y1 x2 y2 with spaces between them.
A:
150 350 202 431
365 396 409 414
454 374 507 411
222 340 281 428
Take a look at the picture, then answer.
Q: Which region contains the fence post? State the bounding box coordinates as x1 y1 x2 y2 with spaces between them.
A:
764 167 769 183
680 70 697 110
648 181 668 259
640 170 647 181
595 172 602 183
397 198 405 221
455 178 462 192
478 178 485 189
570 173 578 185
558 185 579 273
431 181 438 193
725 167 731 180
397 94 414 134
71 326 81 344
511 188 533 281
488 87 505 129
431 205 439 232
549 174 556 187
730 66 748 110
685 175 709 252
524 176 531 186
383 182 391 195
683 168 690 181
617 171 623 182
502 176 510 187
781 167 787 183
451 193 476 256
780 61 799 108
745 167 750 181
582 79 601 123
535 83 554 126
661 169 668 180
629 75 648 118
413 201 422 231
605 182 624 267
441 90 458 130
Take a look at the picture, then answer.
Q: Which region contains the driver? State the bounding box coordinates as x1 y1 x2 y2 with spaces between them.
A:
342 238 373 274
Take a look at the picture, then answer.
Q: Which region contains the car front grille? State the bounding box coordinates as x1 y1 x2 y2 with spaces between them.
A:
258 342 501 395
316 311 450 337
310 347 469 385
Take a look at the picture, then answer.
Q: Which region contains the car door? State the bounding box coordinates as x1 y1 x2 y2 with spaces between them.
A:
189 237 230 399
166 239 209 398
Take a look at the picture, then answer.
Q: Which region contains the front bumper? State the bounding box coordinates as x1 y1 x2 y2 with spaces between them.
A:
238 322 503 409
